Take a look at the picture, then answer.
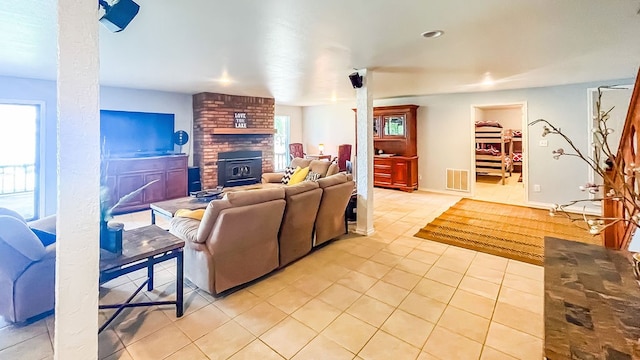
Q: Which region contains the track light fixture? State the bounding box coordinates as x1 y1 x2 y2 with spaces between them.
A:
98 0 140 33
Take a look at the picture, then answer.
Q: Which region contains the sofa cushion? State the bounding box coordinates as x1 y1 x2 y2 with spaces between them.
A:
28 215 57 235
317 172 348 189
288 167 310 185
195 188 286 243
326 163 339 177
0 208 26 223
226 187 285 207
283 180 319 196
308 160 331 177
290 158 312 169
281 166 298 185
170 216 201 243
0 216 46 261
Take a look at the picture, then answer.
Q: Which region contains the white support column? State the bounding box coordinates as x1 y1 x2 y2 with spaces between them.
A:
55 0 100 359
355 69 375 235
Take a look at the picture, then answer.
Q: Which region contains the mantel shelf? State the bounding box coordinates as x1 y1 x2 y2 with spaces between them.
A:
211 128 277 135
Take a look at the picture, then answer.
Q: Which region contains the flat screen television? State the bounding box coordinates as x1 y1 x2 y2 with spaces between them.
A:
100 110 175 157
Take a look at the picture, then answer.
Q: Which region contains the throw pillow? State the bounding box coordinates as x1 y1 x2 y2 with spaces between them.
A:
31 228 56 246
288 166 310 185
305 171 321 182
281 166 298 185
175 209 206 220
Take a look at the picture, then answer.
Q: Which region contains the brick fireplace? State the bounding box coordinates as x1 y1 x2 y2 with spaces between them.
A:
192 92 275 189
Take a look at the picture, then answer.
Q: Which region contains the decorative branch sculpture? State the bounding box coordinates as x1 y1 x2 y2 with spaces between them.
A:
529 85 639 235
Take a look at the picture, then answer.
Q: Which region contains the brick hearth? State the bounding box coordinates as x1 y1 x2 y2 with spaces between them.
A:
192 92 275 188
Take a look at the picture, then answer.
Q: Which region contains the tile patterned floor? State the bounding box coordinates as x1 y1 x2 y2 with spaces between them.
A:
0 188 545 360
475 173 525 206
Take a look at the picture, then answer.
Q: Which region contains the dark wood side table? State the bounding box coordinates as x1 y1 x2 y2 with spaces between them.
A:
99 225 185 333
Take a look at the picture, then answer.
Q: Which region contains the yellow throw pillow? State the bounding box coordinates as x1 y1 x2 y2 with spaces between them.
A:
174 209 206 220
288 166 310 185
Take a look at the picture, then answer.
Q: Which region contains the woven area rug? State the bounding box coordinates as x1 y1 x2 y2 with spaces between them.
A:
413 198 600 265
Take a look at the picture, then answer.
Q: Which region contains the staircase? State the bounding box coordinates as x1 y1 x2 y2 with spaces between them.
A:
603 68 640 249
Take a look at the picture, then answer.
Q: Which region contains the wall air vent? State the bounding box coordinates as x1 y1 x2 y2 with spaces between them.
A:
446 168 470 192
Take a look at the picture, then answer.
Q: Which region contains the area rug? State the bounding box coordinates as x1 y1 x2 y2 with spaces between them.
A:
413 198 600 265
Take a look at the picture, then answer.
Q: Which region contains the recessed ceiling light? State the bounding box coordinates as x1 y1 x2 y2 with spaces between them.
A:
482 72 495 87
215 71 232 85
421 30 444 38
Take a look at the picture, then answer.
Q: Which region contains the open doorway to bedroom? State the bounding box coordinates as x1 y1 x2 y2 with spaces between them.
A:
471 102 527 206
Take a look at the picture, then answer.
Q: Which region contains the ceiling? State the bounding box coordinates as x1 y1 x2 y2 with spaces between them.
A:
1 0 640 106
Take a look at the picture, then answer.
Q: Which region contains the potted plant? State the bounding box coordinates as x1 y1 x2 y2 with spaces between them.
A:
99 179 158 254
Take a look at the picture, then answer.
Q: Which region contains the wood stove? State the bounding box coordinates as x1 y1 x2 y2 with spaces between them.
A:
217 150 262 187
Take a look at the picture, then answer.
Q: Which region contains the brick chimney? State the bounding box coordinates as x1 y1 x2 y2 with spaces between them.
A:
192 92 275 189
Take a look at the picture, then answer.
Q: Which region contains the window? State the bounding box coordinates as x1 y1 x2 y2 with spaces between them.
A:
274 115 290 171
0 103 40 220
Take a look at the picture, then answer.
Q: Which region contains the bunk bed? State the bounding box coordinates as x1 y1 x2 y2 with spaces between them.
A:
475 122 513 185
511 130 523 181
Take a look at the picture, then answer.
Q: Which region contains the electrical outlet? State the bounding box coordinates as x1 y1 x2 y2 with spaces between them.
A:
534 184 541 192
419 175 422 180
539 139 548 147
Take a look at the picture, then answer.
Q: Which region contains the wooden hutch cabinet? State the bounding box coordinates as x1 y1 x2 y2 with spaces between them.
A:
356 105 419 192
103 154 188 214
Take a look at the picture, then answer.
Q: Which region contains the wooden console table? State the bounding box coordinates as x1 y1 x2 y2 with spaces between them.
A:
544 237 640 359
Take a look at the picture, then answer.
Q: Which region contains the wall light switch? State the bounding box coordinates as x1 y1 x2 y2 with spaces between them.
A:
539 139 548 147
534 184 541 192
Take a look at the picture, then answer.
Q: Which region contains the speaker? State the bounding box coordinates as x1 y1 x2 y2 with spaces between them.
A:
99 0 140 33
349 72 363 89
188 167 202 193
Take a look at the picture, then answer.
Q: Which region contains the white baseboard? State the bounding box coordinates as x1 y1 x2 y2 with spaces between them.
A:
526 201 600 215
418 187 469 197
355 227 375 236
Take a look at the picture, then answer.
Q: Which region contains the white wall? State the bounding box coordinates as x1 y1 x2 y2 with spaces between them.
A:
481 108 522 130
301 79 634 207
302 102 356 157
275 105 303 143
0 75 193 216
101 87 194 162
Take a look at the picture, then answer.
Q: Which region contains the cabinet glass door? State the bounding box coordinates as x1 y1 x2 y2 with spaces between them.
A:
373 116 381 138
383 115 406 137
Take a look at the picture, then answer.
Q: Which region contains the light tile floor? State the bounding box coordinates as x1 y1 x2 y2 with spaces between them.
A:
0 188 545 360
475 173 525 206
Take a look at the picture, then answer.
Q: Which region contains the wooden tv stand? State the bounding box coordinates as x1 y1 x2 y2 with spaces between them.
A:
103 154 188 214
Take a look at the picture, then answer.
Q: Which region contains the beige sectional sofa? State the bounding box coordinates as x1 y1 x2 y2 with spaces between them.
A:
170 172 355 295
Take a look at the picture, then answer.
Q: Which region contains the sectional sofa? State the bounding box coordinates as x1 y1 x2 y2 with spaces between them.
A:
169 172 355 295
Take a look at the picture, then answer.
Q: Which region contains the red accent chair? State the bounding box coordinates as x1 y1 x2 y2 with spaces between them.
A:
335 144 352 172
289 143 305 160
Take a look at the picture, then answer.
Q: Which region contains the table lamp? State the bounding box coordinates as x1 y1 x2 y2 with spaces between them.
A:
318 143 324 155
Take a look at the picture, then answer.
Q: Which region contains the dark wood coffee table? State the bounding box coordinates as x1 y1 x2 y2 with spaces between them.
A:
150 196 213 224
99 225 185 333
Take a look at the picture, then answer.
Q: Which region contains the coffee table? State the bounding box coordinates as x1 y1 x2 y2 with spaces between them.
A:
99 225 185 333
150 196 214 224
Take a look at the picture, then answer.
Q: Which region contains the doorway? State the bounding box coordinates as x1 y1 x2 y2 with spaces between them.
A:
274 115 290 171
470 102 527 206
0 103 40 220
